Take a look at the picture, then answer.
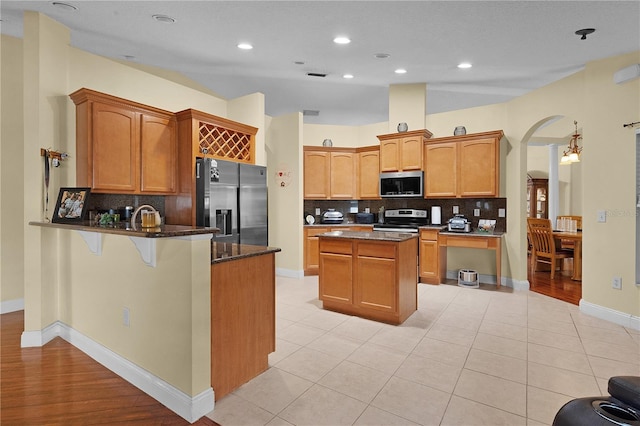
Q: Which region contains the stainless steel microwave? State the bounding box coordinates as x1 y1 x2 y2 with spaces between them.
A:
379 171 424 198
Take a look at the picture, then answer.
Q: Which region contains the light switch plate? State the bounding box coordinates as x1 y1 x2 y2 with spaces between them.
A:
315 208 321 215
498 208 506 218
474 208 480 217
453 206 459 214
597 210 606 223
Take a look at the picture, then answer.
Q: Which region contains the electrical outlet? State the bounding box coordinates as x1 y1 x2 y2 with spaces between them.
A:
473 208 480 217
315 208 321 215
498 208 506 218
612 277 622 290
123 307 130 327
453 206 459 214
597 210 607 223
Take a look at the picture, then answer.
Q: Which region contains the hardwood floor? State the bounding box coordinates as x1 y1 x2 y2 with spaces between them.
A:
0 311 219 425
528 257 582 305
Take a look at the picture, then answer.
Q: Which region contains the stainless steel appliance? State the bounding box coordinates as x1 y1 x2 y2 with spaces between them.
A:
373 209 428 233
448 214 471 232
321 209 344 224
379 171 424 198
195 158 268 246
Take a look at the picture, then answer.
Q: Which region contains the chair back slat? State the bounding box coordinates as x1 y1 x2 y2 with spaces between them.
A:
527 218 556 259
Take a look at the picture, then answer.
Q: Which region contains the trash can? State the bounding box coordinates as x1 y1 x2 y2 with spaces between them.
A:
458 269 479 288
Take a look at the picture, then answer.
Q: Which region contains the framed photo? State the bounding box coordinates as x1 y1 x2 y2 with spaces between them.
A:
52 187 91 223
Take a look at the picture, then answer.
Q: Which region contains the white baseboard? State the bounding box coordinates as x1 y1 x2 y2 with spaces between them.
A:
1 298 24 314
276 267 304 279
21 321 214 422
579 300 640 331
445 271 529 291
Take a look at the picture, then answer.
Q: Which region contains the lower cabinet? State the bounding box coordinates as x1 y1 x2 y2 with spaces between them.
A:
419 229 441 284
319 236 417 325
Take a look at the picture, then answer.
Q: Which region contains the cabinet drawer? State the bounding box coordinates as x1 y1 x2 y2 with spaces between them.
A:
320 239 353 255
306 227 330 237
357 242 396 259
420 229 439 241
445 236 489 249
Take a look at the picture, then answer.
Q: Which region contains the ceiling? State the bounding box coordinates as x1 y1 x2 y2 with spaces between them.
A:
2 1 639 126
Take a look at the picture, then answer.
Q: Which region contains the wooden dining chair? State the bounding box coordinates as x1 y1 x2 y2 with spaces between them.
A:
527 218 574 279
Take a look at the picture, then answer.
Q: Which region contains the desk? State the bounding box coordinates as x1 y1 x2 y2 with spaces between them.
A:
553 231 582 281
438 232 503 288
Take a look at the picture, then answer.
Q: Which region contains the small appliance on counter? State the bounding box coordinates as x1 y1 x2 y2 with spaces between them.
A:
355 212 374 224
431 206 442 225
321 209 344 224
448 214 471 232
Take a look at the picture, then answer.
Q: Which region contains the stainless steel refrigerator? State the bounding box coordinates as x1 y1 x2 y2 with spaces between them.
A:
195 158 268 246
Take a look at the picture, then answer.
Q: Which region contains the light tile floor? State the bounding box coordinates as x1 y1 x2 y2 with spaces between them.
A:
207 276 640 426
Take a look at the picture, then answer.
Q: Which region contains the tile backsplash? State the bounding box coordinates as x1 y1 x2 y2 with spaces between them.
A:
304 198 507 232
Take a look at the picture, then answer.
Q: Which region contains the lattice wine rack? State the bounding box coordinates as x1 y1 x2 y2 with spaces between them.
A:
198 122 253 162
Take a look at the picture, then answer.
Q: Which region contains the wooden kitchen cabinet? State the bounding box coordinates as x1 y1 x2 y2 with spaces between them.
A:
304 225 373 275
319 234 417 325
423 130 503 198
419 228 441 284
70 88 177 194
303 147 356 199
357 147 380 199
377 129 433 172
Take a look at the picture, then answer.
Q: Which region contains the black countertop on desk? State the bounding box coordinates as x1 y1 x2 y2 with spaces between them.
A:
29 221 219 238
212 242 281 264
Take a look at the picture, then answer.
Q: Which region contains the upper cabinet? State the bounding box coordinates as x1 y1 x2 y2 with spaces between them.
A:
357 147 380 199
70 88 177 194
424 130 503 198
303 147 356 199
377 129 433 172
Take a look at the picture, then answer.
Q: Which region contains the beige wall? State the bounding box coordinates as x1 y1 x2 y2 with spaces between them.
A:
389 83 427 133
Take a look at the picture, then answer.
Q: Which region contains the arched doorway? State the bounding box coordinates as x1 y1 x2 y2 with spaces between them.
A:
522 116 583 304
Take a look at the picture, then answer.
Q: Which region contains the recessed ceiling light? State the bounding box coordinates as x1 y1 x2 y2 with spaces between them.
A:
343 74 354 79
457 62 472 69
152 14 176 23
395 68 407 74
237 43 253 50
374 53 390 59
51 2 77 11
333 36 351 45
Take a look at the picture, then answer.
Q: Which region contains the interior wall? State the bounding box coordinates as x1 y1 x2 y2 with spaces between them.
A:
388 83 427 133
266 112 303 275
228 92 266 167
0 35 25 307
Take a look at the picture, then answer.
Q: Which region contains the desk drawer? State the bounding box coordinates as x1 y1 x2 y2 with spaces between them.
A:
446 236 489 249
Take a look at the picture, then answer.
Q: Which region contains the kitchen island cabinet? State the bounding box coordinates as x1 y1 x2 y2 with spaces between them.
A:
304 225 374 275
319 230 418 325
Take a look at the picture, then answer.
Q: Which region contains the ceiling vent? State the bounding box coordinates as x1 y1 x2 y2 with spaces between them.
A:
307 72 327 78
303 110 320 116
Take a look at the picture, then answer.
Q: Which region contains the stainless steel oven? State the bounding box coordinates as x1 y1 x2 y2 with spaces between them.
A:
373 209 428 233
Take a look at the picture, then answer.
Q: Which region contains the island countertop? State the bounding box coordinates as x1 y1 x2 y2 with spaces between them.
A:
29 221 219 238
318 229 418 242
211 242 281 264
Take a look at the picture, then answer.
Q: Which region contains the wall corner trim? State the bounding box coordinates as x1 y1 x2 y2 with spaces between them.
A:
20 321 215 422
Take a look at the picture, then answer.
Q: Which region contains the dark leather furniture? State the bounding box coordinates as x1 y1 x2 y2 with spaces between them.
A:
553 376 640 426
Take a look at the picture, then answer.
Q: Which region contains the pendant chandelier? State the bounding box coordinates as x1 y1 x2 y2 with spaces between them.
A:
560 121 582 165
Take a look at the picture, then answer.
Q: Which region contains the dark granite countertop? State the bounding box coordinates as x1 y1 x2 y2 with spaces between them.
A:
439 230 505 237
29 221 219 238
211 242 281 264
304 223 375 227
318 230 418 242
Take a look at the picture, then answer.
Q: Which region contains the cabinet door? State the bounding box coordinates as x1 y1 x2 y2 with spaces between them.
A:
304 227 329 274
379 139 400 172
91 102 138 192
458 138 498 197
356 254 397 314
357 150 380 199
319 252 353 304
140 113 177 193
424 142 457 197
419 240 439 280
304 151 330 199
400 137 423 171
330 152 356 198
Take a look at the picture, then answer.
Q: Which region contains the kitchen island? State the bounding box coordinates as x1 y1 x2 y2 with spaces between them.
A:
27 221 280 422
318 230 418 325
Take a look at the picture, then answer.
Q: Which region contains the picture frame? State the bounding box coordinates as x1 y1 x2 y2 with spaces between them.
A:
52 187 91 223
